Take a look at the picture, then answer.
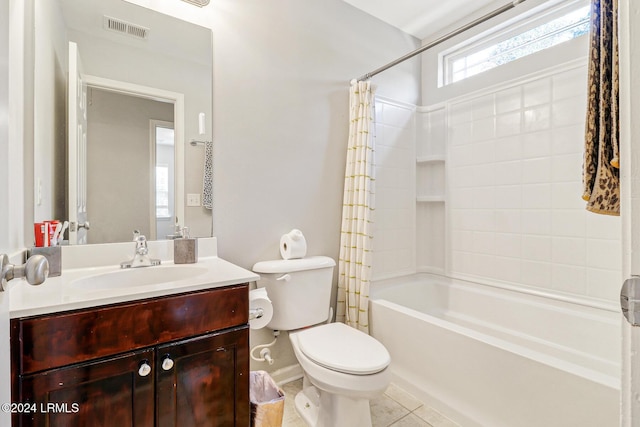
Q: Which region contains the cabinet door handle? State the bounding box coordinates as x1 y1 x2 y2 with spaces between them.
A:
162 356 174 371
138 361 152 377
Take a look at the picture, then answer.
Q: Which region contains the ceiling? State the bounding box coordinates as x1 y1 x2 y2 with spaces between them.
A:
342 0 498 40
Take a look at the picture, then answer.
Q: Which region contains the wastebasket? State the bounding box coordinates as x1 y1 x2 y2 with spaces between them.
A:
249 370 285 427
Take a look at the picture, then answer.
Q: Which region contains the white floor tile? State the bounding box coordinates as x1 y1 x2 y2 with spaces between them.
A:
413 405 460 427
279 380 459 427
384 383 423 412
389 413 432 426
370 394 411 427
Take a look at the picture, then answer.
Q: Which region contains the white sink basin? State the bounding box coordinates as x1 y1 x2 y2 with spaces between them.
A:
70 265 209 291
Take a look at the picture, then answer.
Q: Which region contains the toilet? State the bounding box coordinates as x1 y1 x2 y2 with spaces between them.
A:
252 256 391 427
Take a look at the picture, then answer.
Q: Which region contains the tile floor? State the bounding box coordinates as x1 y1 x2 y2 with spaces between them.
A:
280 379 460 427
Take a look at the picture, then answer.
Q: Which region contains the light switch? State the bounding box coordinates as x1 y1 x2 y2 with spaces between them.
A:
187 193 201 207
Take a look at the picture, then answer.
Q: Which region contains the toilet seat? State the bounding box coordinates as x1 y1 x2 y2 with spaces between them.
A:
296 323 390 375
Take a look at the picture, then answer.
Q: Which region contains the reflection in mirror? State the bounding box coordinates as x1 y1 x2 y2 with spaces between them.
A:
33 0 213 245
153 122 176 241
86 88 175 244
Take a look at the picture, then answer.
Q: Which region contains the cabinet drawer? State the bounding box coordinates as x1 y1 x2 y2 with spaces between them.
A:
11 284 248 375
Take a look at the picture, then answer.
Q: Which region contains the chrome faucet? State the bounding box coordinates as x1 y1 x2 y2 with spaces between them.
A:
120 230 161 268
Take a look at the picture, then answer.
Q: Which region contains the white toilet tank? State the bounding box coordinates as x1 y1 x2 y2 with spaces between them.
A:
252 256 336 331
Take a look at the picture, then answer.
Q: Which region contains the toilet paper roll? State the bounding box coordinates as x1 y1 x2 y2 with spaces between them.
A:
280 229 307 260
249 288 273 330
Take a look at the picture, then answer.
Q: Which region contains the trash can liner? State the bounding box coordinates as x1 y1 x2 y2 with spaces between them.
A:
250 371 285 427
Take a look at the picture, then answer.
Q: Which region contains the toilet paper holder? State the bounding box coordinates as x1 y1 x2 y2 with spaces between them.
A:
249 307 264 321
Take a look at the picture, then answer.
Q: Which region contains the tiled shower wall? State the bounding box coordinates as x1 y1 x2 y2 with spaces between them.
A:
447 62 622 303
371 63 621 303
371 98 416 281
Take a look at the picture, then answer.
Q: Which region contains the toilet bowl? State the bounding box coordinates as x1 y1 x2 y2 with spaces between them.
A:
290 323 391 427
251 256 391 427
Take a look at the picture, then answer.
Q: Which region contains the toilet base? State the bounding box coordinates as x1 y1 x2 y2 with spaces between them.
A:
294 385 373 427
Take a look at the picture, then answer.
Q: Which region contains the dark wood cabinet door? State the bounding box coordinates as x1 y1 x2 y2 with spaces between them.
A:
155 326 249 427
18 349 155 427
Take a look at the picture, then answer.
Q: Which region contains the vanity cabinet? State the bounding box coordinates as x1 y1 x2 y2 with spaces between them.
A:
10 283 250 427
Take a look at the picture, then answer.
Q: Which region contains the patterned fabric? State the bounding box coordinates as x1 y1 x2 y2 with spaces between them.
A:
583 0 620 215
336 80 376 334
202 140 213 210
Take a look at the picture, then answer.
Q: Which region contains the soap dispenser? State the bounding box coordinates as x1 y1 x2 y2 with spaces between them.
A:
174 227 198 264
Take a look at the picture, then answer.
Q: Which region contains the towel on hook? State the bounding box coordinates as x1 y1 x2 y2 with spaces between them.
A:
202 140 213 210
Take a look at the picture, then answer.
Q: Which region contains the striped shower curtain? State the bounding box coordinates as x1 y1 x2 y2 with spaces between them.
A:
336 80 376 334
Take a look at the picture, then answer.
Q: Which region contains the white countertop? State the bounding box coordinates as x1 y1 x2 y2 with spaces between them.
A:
9 256 259 318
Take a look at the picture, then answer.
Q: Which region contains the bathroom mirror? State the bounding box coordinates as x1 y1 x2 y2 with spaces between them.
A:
33 0 213 244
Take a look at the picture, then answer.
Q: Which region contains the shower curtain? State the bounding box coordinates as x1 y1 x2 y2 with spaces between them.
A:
336 80 376 334
582 0 619 215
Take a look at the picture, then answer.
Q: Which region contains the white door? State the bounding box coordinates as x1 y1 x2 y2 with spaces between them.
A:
0 288 9 427
0 0 11 423
620 0 640 425
68 41 88 245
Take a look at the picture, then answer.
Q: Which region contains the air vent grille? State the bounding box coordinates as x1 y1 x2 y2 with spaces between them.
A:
181 0 210 7
103 16 149 40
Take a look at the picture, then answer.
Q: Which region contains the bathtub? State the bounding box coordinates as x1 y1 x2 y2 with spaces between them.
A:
369 273 620 427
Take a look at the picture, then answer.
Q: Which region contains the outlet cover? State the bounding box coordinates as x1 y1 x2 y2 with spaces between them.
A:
187 193 201 207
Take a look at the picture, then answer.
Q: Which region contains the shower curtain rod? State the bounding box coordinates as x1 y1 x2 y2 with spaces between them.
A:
356 0 527 82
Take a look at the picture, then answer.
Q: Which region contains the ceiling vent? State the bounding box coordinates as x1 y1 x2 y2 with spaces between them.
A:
180 0 210 7
103 16 150 40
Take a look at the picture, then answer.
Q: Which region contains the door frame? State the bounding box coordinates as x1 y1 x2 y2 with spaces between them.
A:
82 75 185 235
2 0 30 424
619 0 640 424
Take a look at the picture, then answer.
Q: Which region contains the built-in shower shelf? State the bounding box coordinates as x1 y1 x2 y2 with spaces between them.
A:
417 155 446 164
416 196 445 203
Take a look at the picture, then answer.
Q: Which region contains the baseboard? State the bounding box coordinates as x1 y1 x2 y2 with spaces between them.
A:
268 363 303 386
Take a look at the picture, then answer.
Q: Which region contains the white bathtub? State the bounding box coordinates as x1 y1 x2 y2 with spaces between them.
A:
369 273 620 427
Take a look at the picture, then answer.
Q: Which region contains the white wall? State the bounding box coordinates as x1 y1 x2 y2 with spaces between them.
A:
211 0 420 372
33 0 67 224
212 0 420 267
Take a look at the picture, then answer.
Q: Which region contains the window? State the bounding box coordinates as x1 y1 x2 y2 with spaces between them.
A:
441 1 590 86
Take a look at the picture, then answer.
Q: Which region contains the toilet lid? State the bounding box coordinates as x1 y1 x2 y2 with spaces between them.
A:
296 323 390 375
